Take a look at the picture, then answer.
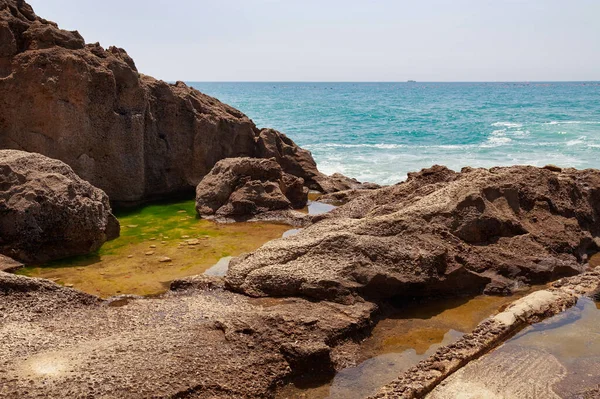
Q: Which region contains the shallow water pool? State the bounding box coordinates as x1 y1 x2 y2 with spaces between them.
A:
276 290 538 399
16 199 291 297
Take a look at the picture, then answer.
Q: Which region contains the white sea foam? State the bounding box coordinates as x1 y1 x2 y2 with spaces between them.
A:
480 137 513 148
305 143 407 149
491 122 523 128
543 121 600 125
566 136 586 146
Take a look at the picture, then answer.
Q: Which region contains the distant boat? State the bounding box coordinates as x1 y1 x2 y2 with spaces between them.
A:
407 80 416 83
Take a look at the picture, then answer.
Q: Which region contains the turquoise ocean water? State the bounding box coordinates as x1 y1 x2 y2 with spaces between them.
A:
189 82 600 185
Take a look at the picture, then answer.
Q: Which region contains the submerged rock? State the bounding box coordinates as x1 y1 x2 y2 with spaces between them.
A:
195 157 309 218
0 150 119 263
0 0 327 205
227 165 600 303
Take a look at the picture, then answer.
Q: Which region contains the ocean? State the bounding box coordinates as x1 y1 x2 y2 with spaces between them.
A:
189 82 600 185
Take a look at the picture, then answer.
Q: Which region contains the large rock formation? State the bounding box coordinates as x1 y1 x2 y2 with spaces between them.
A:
195 157 308 218
0 0 327 205
0 150 119 263
227 165 600 303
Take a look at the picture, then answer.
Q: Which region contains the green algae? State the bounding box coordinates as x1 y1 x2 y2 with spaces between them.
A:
16 199 290 298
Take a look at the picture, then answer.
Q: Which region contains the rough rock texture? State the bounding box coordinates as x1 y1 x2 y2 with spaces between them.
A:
0 150 119 263
0 0 332 204
371 268 600 399
0 254 22 272
0 271 375 399
195 157 309 218
227 165 600 303
313 172 381 194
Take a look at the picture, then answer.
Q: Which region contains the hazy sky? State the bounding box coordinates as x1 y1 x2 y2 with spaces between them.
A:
29 0 600 82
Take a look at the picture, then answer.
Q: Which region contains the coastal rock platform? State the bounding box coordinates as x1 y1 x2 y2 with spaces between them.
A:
0 271 375 399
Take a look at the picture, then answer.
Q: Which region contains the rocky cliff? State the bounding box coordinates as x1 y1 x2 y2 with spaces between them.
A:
0 0 324 205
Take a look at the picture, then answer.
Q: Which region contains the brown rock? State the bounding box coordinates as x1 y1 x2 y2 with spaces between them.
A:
0 254 22 272
227 165 600 303
0 271 375 398
195 157 308 218
314 172 381 194
0 1 323 205
0 150 119 264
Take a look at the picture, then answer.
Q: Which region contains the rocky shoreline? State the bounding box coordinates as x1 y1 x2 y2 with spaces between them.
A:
1 1 600 398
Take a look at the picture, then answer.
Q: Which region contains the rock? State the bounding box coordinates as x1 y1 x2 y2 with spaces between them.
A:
145 251 154 256
0 1 324 205
158 256 171 263
195 157 309 218
314 172 381 194
186 239 200 246
318 188 377 205
169 274 225 292
227 165 600 303
0 150 119 264
0 271 375 398
0 255 23 272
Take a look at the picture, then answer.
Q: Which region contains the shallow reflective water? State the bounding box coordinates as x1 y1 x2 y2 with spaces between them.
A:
16 200 290 297
276 291 537 399
501 296 600 397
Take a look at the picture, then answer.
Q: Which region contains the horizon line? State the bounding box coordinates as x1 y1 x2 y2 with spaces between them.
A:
174 80 600 84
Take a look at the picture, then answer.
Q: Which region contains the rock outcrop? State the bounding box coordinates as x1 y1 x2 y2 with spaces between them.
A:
0 271 375 398
0 0 332 205
195 157 308 218
227 165 600 303
0 150 119 263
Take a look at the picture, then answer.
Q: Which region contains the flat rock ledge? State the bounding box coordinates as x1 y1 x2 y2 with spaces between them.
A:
369 267 600 399
0 271 376 399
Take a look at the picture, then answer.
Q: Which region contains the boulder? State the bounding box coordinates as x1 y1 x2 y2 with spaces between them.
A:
0 150 119 263
226 165 600 303
195 157 308 218
0 1 322 205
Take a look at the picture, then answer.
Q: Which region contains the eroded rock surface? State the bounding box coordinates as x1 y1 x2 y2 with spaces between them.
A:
0 0 329 204
227 165 600 303
0 150 119 263
314 172 381 194
0 272 375 399
195 157 308 218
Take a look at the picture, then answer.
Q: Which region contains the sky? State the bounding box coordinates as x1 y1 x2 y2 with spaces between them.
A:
28 0 600 82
